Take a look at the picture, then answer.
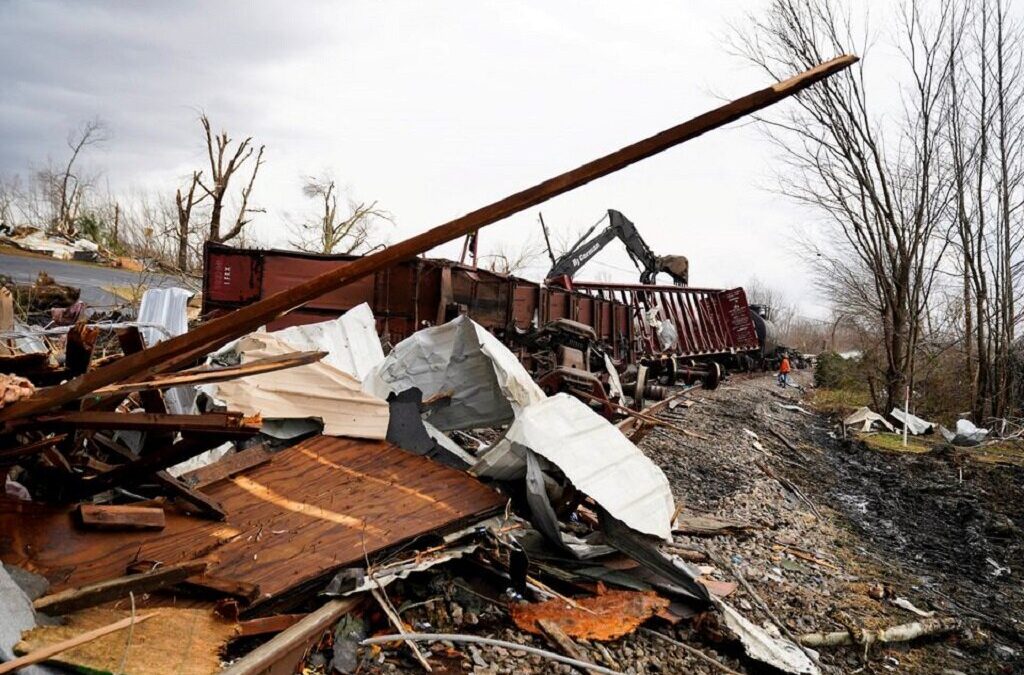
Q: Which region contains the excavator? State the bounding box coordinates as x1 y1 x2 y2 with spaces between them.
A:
545 209 688 286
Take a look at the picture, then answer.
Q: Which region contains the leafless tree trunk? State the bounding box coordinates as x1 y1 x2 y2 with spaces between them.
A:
196 115 265 245
732 0 954 411
946 0 1024 420
48 118 107 237
174 171 206 271
290 174 392 254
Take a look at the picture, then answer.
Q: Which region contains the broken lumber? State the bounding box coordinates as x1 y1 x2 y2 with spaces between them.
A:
0 612 157 675
234 614 307 638
77 503 166 531
91 433 227 520
33 560 207 615
74 435 235 499
220 598 362 675
16 410 260 434
799 616 961 648
91 350 327 397
0 56 857 427
179 444 273 489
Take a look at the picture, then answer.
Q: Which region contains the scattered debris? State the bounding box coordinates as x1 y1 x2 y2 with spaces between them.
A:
891 407 935 435
844 406 895 432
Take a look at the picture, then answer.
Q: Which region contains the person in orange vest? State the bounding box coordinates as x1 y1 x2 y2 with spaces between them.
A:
778 355 791 388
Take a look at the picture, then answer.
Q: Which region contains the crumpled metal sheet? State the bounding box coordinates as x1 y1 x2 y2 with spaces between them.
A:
205 332 389 439
843 406 894 432
474 393 675 541
890 408 934 435
0 565 61 674
365 315 545 431
716 599 819 675
269 303 384 382
510 588 670 641
939 418 989 446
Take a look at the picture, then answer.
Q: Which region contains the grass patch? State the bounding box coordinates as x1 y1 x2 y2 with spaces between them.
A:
858 432 936 454
809 387 872 417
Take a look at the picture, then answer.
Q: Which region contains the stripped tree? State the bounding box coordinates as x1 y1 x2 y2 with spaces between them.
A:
290 173 392 254
196 115 265 245
174 171 206 271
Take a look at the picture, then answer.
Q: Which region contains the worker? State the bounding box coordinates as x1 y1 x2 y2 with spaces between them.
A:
778 355 791 388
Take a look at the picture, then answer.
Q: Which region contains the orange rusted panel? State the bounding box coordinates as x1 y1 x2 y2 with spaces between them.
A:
510 589 670 641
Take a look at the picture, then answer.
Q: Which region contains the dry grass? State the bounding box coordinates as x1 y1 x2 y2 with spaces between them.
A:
857 431 937 454
809 387 873 417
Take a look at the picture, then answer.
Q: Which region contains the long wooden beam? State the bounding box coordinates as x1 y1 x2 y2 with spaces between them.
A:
0 55 857 426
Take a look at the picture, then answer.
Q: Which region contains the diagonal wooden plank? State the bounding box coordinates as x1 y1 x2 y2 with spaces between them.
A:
0 56 857 427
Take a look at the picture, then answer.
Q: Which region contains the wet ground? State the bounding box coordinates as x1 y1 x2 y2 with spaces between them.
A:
366 371 1024 674
644 371 1024 674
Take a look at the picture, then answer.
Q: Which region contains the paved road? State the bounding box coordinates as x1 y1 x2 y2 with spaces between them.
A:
0 252 186 310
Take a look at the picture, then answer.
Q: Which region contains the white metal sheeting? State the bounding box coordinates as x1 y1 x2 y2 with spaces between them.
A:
208 332 389 439
269 303 384 381
137 287 196 414
473 393 675 541
364 315 545 431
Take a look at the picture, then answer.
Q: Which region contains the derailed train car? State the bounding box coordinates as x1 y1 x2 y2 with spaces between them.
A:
202 243 763 386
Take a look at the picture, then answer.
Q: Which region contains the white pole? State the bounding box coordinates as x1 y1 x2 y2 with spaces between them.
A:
903 385 910 447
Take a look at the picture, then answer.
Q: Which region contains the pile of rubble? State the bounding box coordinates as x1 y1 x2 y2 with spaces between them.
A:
0 55 881 674
2 285 834 674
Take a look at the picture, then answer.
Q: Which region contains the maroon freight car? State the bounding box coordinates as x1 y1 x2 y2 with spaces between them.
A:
202 243 760 368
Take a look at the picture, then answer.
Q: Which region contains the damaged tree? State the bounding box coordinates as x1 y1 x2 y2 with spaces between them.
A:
197 114 266 245
290 173 393 254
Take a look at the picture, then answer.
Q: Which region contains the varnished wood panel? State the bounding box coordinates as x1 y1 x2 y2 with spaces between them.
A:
0 437 504 608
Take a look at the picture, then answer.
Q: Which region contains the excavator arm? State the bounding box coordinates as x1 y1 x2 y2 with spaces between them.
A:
545 209 688 285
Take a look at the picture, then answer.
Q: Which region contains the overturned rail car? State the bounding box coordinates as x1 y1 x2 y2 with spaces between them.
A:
202 243 761 368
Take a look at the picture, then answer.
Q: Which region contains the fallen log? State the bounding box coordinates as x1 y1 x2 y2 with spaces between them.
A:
799 616 961 648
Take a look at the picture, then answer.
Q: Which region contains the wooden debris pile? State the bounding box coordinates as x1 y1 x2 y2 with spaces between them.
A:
0 56 864 674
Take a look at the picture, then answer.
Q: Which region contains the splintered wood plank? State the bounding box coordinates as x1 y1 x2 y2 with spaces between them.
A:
1 436 505 609
34 560 208 615
77 504 166 531
179 445 274 489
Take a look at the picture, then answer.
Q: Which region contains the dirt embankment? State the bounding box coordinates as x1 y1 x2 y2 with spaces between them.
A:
644 371 1024 674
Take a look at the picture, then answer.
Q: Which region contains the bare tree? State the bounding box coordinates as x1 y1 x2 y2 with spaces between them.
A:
732 0 955 410
479 237 548 275
290 174 392 254
946 0 1024 419
174 171 207 270
196 114 265 244
25 118 110 238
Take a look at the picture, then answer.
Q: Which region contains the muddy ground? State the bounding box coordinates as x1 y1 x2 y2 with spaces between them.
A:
365 371 1024 674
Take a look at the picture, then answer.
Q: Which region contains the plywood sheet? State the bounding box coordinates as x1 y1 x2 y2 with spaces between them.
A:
15 607 234 675
0 437 504 608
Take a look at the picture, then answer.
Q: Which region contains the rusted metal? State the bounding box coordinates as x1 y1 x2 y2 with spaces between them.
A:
0 55 857 427
510 589 670 641
573 281 759 360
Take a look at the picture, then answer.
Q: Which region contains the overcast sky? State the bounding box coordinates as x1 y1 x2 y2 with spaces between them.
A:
1 0 867 318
